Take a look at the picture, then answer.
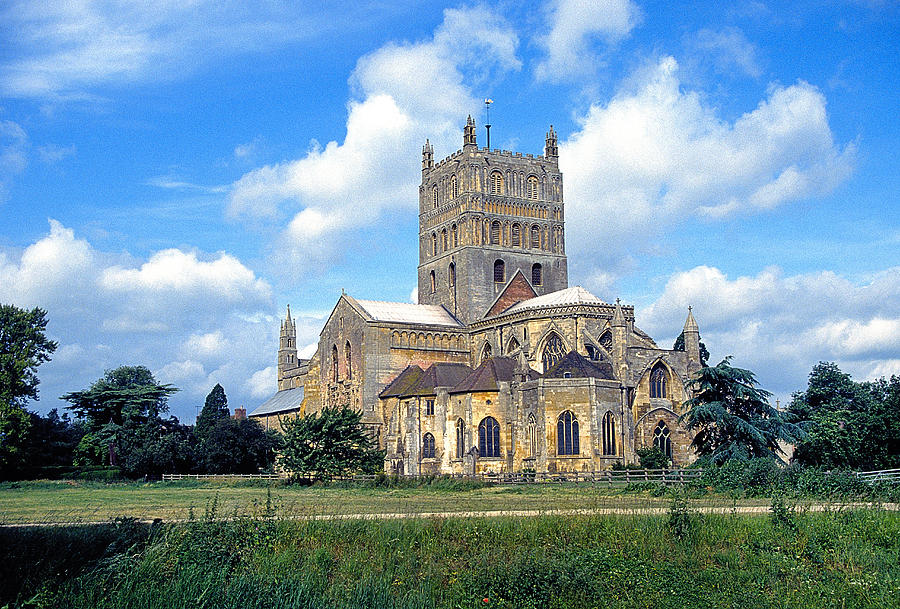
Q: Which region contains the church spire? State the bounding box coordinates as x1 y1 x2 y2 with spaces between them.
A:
463 115 477 149
422 139 434 170
683 306 701 373
545 125 558 159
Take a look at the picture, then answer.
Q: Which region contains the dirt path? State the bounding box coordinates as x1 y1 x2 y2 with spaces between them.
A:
4 502 897 527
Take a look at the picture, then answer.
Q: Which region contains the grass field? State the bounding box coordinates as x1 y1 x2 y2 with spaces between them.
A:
0 479 789 524
2 505 899 608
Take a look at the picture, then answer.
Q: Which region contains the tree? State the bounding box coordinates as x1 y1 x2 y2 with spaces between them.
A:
789 362 900 469
672 330 710 366
680 357 801 464
0 305 57 473
195 383 230 441
281 406 384 480
200 418 281 474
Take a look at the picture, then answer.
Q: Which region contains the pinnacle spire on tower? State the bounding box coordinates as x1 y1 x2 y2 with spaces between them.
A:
422 139 434 170
545 125 558 158
683 305 699 334
612 298 626 326
463 115 477 148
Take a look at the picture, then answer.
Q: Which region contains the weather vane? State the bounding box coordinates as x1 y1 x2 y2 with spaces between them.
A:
484 98 493 149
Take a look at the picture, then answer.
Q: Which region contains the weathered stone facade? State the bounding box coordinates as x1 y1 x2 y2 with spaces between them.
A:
251 117 704 473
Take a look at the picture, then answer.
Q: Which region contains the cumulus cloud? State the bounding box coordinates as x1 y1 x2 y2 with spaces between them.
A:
562 57 855 281
639 265 900 398
534 0 641 83
228 6 520 276
688 27 762 78
0 1 335 99
0 220 286 422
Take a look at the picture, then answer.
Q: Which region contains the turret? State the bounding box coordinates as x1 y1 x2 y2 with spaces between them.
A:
277 305 297 389
422 139 434 170
683 306 701 374
463 115 477 149
545 125 558 159
611 298 628 379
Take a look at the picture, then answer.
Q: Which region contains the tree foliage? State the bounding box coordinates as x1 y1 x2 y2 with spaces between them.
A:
672 330 710 366
681 357 801 464
200 418 281 474
195 383 229 441
0 305 57 473
789 362 900 470
280 407 384 480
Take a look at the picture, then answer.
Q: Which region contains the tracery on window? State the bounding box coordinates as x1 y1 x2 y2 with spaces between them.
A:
602 411 616 456
557 410 579 455
653 420 671 459
450 174 459 198
423 433 436 458
490 171 503 195
527 175 539 200
650 364 668 399
541 332 566 371
599 331 613 352
478 416 500 457
480 341 493 364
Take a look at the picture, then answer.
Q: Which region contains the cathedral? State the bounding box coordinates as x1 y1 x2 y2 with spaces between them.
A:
250 117 703 474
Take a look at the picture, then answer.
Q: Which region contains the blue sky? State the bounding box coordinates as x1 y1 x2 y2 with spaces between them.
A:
1 0 898 423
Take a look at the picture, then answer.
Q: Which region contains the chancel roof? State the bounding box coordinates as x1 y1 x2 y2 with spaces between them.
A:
378 365 425 398
542 351 616 380
379 363 473 399
249 386 305 417
354 299 463 327
503 286 605 315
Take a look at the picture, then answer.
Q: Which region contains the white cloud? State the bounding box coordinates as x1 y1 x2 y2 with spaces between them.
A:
562 57 855 280
688 27 762 78
534 0 641 83
228 6 521 276
0 1 333 99
246 366 277 399
639 265 900 396
0 220 280 422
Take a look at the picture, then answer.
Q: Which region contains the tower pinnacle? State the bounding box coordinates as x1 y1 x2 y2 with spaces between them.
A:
463 115 477 148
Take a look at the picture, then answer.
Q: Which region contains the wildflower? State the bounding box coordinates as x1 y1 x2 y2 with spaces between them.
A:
483 598 490 603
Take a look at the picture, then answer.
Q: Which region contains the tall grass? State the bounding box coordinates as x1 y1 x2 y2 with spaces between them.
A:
4 501 899 609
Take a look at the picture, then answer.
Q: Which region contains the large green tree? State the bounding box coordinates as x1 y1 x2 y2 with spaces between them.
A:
789 362 900 469
201 418 281 474
0 305 57 473
195 383 230 441
681 357 802 464
281 407 383 481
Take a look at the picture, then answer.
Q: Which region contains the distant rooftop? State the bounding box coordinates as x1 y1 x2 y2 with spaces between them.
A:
355 299 463 327
503 286 606 315
249 387 304 417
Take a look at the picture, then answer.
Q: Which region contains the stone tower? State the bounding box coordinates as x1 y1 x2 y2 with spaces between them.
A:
277 305 297 389
417 117 568 323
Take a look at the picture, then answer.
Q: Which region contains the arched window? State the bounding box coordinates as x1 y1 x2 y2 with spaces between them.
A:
511 224 521 247
345 341 352 380
527 175 539 200
530 225 541 249
506 336 520 354
431 184 438 208
441 229 448 251
431 233 437 256
602 412 616 456
331 344 338 383
490 220 501 245
450 174 459 198
451 224 458 247
430 270 436 293
650 364 668 399
527 413 537 457
532 263 542 286
423 433 436 459
599 331 613 353
653 421 671 460
541 333 566 371
557 410 579 455
456 418 465 458
493 259 505 283
480 341 492 364
490 171 503 195
448 262 455 288
478 416 500 457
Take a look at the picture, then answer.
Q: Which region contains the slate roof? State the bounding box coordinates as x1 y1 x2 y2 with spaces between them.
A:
409 362 474 397
542 351 616 380
249 387 305 417
503 286 605 315
354 299 463 327
449 357 539 394
378 365 425 399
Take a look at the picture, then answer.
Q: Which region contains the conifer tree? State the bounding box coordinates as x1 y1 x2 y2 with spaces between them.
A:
195 383 229 440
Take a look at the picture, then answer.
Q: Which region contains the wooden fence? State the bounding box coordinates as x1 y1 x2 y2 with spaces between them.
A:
855 468 900 484
162 473 286 481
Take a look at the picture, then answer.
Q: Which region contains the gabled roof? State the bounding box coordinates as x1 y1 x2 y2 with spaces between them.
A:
378 365 425 399
484 270 538 318
354 299 463 327
543 351 616 380
410 362 473 397
449 356 539 394
503 286 606 315
249 387 305 417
